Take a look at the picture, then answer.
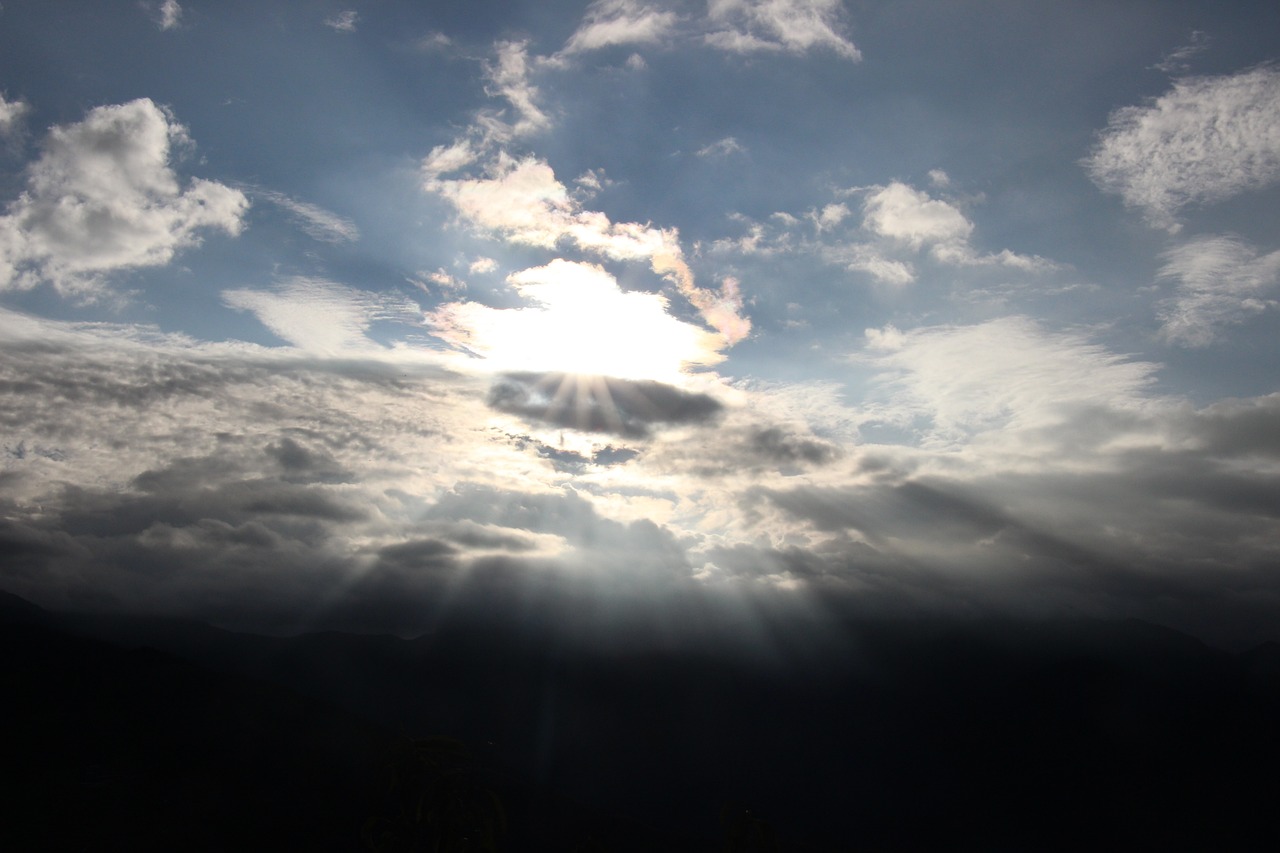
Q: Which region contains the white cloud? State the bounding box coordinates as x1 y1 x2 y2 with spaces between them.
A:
427 259 725 380
862 181 973 249
324 10 358 33
0 92 28 138
156 0 181 30
561 0 679 56
705 0 860 61
423 153 751 344
696 136 746 158
484 40 552 138
469 256 498 274
256 190 360 243
222 277 420 355
1157 235 1280 347
0 99 248 295
858 317 1161 452
1085 65 1280 231
927 169 950 188
840 245 915 285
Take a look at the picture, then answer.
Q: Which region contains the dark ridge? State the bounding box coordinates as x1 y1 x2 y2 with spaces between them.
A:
6 592 1280 850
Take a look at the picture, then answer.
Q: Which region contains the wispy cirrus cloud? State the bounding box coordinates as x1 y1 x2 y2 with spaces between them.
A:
1157 235 1280 347
1085 64 1280 231
705 0 860 61
559 0 680 57
254 189 360 244
223 277 421 355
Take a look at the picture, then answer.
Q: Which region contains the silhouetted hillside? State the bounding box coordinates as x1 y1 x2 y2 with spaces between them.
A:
7 594 1280 850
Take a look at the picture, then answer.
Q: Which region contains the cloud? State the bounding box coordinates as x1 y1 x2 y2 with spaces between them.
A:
1085 65 1280 231
1157 235 1280 347
696 136 746 158
1152 30 1210 74
716 181 1053 284
426 259 727 380
560 0 680 56
424 155 750 346
324 10 358 33
155 0 182 30
487 372 723 437
0 99 247 295
705 0 861 61
223 277 421 354
857 316 1161 452
4 308 1280 647
861 181 974 249
484 40 552 138
255 190 360 243
0 92 27 138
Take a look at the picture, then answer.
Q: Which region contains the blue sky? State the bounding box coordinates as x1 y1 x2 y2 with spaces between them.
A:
2 1 1279 649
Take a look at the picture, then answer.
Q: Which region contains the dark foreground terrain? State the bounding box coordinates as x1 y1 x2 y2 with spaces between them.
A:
5 589 1280 851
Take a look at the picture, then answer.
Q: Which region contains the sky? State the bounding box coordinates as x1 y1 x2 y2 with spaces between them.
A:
1 0 1279 652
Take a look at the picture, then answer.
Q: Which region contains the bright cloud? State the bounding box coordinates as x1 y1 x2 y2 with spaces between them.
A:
560 0 680 56
0 99 247 295
1157 235 1280 347
1085 65 1280 231
705 0 861 61
424 152 750 345
862 181 974 249
427 259 725 381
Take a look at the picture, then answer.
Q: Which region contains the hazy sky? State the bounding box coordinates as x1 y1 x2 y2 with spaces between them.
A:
2 1 1279 650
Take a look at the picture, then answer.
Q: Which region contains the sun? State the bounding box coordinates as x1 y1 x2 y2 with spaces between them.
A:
427 259 726 385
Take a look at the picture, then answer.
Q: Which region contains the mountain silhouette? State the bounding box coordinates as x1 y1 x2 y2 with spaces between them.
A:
5 592 1280 850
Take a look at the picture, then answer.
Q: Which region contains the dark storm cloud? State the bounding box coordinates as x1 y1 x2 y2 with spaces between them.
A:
486 372 722 437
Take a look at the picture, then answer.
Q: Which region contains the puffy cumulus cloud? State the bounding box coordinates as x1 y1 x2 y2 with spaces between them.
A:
254 190 359 243
559 0 680 56
424 154 750 346
0 93 29 138
0 99 247 295
1085 65 1280 231
1156 235 1280 347
223 277 422 355
705 0 861 61
861 181 973 249
427 260 727 381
